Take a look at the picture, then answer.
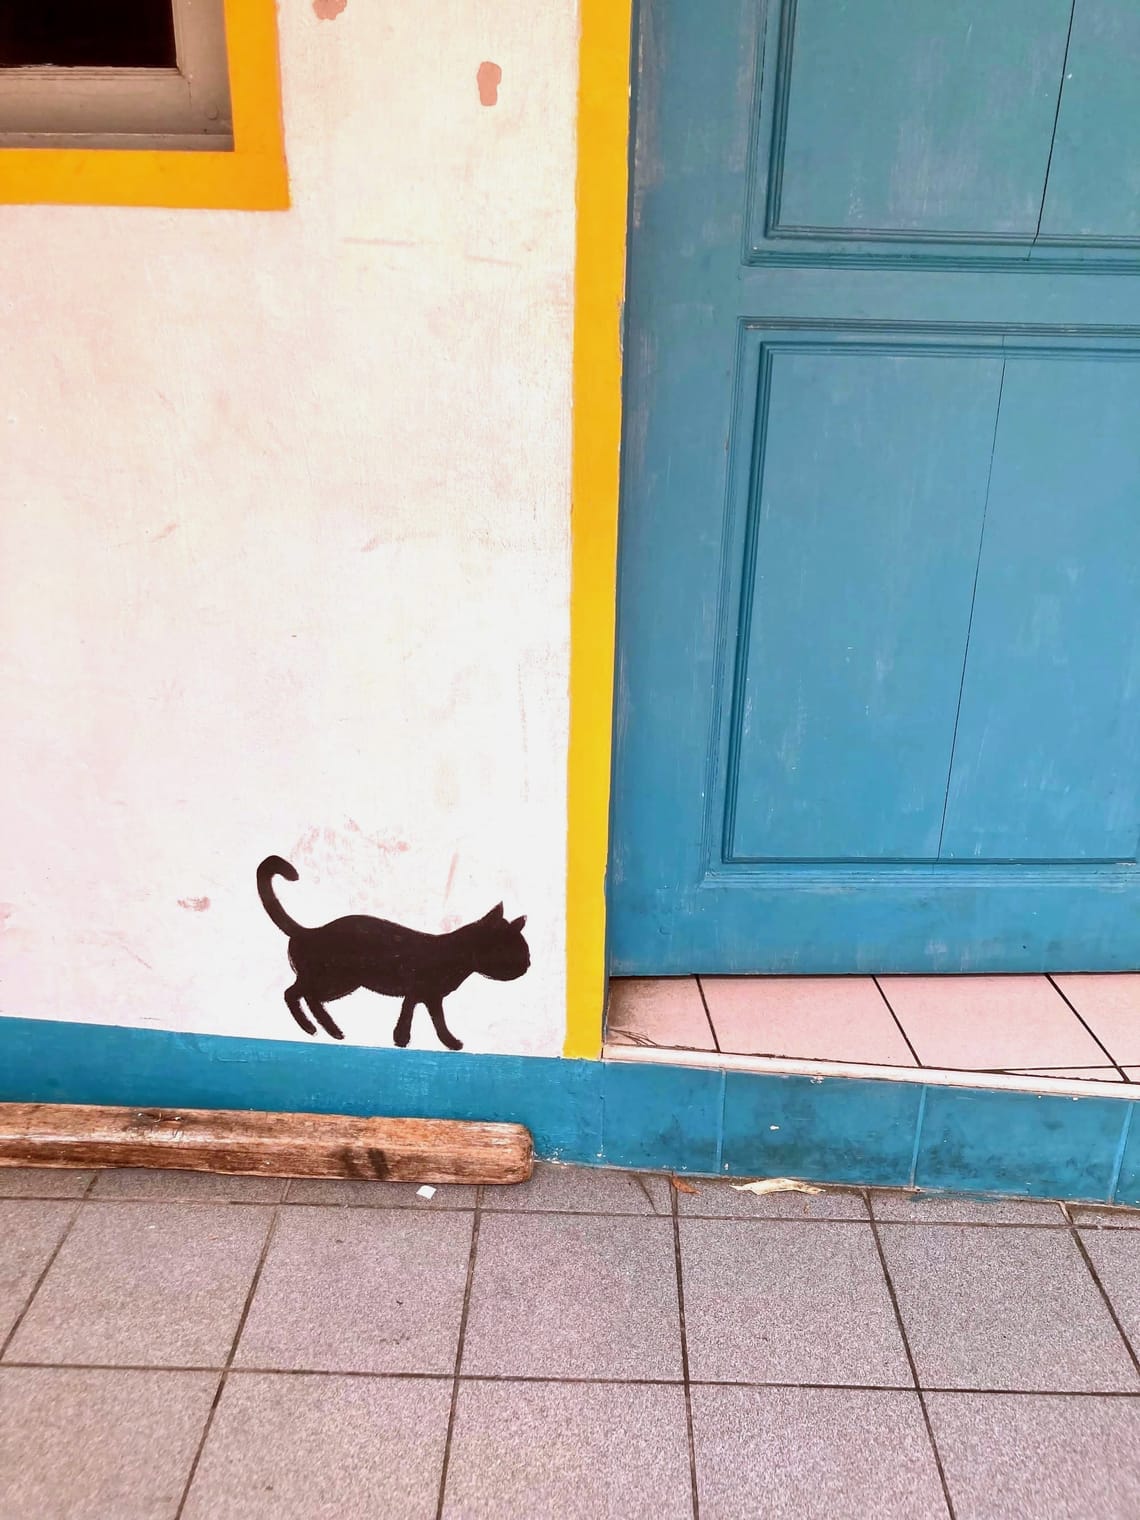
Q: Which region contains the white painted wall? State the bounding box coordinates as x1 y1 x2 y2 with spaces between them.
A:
0 0 578 1057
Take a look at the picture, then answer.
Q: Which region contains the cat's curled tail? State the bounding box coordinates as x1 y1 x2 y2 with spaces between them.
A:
257 856 305 936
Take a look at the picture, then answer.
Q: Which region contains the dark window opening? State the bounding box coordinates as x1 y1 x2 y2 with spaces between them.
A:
0 2 178 70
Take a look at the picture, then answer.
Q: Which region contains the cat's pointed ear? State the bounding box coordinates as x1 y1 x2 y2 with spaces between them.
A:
482 902 505 923
509 915 526 931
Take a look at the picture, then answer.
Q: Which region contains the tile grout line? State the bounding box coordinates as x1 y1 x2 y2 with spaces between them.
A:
434 1184 483 1520
1108 1104 1136 1206
173 1196 283 1520
1046 975 1130 1081
0 1177 95 1361
0 1198 1107 1226
866 1213 958 1520
713 1070 727 1176
604 1045 1140 1086
694 977 722 1053
1061 1203 1140 1381
906 1088 928 1190
7 1358 1140 1396
873 977 924 1069
672 1185 701 1520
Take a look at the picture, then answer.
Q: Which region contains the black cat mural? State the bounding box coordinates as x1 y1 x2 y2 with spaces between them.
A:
257 855 529 1050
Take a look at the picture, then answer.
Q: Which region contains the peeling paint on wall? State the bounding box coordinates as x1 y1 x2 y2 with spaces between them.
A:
477 61 503 107
312 0 348 20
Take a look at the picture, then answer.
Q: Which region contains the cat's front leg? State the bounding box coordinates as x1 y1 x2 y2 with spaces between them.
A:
393 995 416 1048
284 982 317 1036
305 993 345 1041
427 999 464 1052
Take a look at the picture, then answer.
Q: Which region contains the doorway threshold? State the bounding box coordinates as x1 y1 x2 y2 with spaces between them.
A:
604 975 1140 1103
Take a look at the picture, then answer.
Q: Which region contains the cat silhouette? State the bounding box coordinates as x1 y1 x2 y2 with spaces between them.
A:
257 855 529 1051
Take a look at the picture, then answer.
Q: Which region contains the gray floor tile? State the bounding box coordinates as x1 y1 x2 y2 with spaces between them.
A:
234 1206 471 1373
1072 1204 1140 1229
681 1220 911 1385
285 1176 477 1209
680 1181 867 1220
870 1191 1066 1225
1081 1228 1140 1352
928 1392 1140 1520
482 1163 671 1215
6 1202 271 1368
442 1379 692 1520
0 1168 93 1199
91 1168 286 1202
878 1225 1138 1391
0 1366 218 1520
0 1200 74 1346
183 1372 451 1520
463 1213 680 1379
691 1385 949 1520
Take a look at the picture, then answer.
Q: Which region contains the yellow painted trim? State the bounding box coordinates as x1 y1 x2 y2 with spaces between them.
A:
563 0 633 1058
0 0 288 210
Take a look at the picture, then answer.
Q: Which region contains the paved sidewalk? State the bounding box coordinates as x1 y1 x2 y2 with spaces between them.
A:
2 1163 1140 1518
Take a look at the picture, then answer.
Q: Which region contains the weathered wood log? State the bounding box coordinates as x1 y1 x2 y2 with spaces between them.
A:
0 1102 533 1185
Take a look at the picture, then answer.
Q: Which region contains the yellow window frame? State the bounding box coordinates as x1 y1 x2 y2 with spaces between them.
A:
0 0 287 210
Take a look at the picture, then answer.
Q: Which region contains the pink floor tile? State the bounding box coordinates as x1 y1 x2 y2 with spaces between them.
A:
878 976 1106 1071
606 978 715 1051
1051 976 1140 1066
698 976 916 1065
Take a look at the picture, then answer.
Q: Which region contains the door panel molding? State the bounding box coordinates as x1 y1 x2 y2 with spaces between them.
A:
689 326 1140 909
745 0 1140 269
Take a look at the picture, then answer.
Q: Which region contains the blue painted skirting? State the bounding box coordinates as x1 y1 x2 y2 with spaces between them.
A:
1 1017 1138 1205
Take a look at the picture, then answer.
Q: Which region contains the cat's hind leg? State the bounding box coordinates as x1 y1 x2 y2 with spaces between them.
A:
427 999 463 1052
284 982 317 1036
304 993 345 1041
392 995 416 1048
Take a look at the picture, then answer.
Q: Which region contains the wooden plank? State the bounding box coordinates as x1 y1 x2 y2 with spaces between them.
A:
0 1103 533 1185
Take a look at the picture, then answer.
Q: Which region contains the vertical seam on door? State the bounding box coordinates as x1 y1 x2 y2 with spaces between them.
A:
1034 0 1078 244
936 356 1007 858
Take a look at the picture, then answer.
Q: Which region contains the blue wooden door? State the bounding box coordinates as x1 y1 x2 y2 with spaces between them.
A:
610 0 1140 974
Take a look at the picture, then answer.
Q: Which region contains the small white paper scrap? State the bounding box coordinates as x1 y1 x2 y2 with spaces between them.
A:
416 1185 437 1200
730 1178 822 1196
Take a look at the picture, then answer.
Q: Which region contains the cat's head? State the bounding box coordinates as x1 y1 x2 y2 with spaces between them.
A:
473 903 530 981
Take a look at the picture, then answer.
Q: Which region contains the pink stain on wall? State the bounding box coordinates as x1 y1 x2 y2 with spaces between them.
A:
313 0 347 19
477 61 502 107
178 897 211 912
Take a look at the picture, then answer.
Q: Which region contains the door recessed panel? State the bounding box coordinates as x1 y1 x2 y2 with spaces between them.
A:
941 358 1140 862
773 0 1069 239
729 347 1002 861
